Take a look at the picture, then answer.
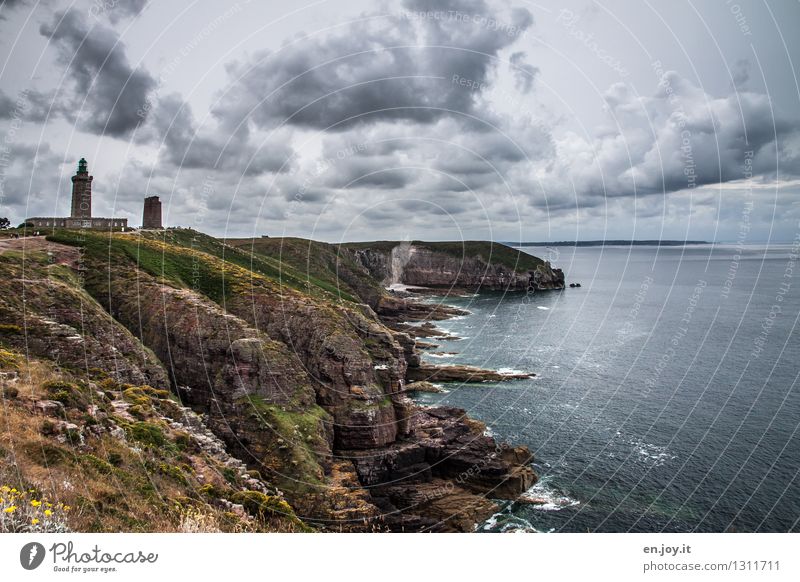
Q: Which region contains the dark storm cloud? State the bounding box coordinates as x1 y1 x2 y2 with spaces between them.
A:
216 0 533 131
40 9 155 137
141 93 293 175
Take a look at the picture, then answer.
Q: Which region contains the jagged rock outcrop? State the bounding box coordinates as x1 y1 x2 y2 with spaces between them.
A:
342 405 537 531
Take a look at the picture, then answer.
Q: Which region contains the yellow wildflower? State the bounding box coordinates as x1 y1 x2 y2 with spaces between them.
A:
3 505 17 513
45 502 52 508
44 509 52 517
31 518 39 525
63 506 71 512
31 500 41 507
10 488 18 493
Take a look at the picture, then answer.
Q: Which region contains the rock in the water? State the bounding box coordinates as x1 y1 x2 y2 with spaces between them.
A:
404 381 444 393
408 364 534 383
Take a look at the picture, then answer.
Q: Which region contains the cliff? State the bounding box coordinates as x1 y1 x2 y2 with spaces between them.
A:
344 240 565 291
0 230 558 532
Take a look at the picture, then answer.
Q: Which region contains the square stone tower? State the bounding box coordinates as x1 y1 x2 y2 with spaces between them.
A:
142 196 162 229
70 157 92 218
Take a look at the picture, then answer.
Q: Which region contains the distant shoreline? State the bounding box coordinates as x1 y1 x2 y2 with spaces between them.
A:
508 240 710 247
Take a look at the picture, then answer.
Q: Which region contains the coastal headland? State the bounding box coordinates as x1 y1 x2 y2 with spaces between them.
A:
0 231 565 532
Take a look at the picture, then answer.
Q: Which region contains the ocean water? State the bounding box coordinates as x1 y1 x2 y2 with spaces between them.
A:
411 244 800 532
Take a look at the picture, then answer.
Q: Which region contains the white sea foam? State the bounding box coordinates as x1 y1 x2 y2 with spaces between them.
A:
426 352 456 359
632 440 677 467
386 283 428 292
518 480 580 512
536 306 550 310
477 511 549 533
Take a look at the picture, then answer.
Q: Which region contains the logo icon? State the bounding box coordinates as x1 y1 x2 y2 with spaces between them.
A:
20 542 46 570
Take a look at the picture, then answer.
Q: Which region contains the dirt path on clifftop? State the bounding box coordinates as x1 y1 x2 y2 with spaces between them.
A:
0 236 82 268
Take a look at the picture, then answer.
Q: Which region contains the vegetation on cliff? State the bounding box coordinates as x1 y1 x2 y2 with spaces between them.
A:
0 230 553 532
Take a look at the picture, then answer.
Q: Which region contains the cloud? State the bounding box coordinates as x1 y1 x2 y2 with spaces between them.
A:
0 90 16 117
0 0 26 19
140 93 294 175
40 9 156 137
525 73 800 212
731 58 751 90
215 0 533 131
102 0 149 24
509 51 538 94
0 88 67 123
0 143 69 218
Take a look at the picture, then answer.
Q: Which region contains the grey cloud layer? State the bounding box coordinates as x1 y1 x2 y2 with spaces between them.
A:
1 0 798 241
39 9 155 136
216 0 533 131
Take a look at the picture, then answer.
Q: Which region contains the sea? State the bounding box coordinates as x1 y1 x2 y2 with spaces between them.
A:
410 243 800 532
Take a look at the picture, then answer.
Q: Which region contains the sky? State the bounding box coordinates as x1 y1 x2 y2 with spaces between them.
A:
0 0 798 242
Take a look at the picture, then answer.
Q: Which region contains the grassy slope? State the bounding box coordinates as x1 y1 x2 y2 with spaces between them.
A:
46 229 364 304
227 236 384 304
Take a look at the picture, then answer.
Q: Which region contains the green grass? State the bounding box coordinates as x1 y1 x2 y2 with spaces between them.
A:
48 229 371 305
126 422 167 449
243 395 331 491
47 230 231 303
226 236 381 303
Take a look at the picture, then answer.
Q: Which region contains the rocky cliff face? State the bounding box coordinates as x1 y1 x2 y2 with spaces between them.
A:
1 231 548 532
346 242 565 291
